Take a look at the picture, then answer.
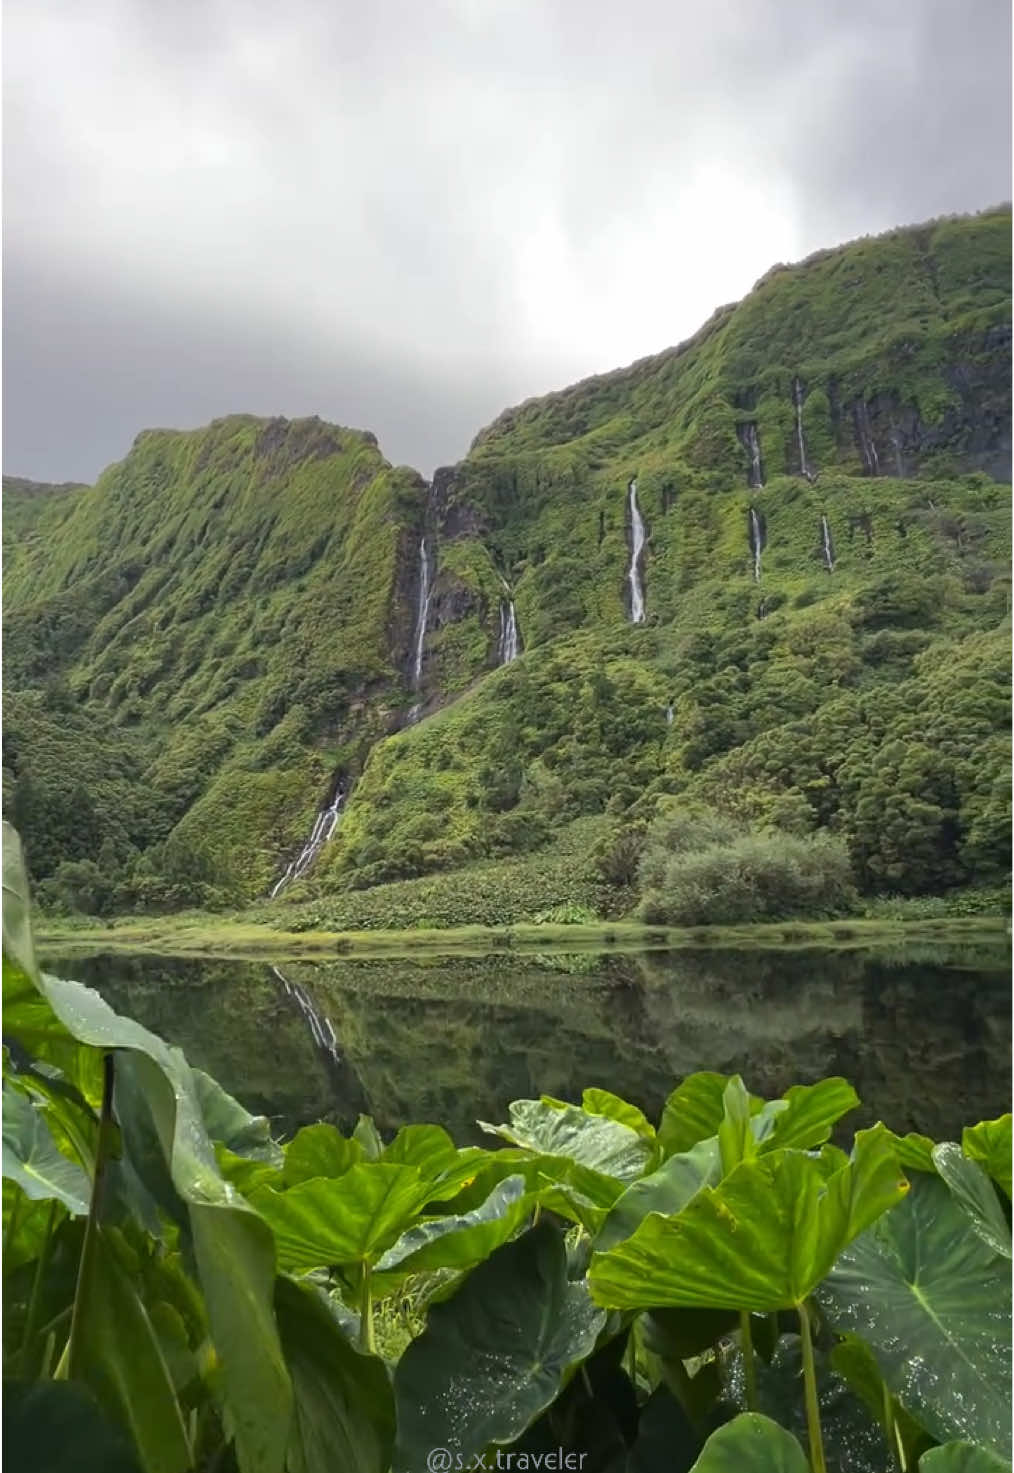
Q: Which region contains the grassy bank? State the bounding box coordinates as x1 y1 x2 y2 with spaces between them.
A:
34 911 1011 963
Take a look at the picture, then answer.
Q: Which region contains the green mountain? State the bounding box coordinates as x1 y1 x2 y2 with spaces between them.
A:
4 207 1011 918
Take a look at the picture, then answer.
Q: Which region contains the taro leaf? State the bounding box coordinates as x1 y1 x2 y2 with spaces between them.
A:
392 1222 606 1471
718 1077 770 1173
481 1097 653 1181
887 1131 938 1173
932 1142 1011 1259
818 1171 1012 1460
352 1115 383 1160
642 1305 738 1366
67 1224 191 1473
274 1275 395 1473
191 1069 281 1164
582 1088 657 1143
590 1128 906 1312
962 1115 1012 1200
283 1124 363 1186
3 829 292 1473
373 1174 530 1283
685 1413 809 1471
724 1334 889 1473
216 1144 284 1198
830 1334 933 1470
382 1122 459 1174
594 1137 721 1254
628 1384 702 1473
765 1078 860 1152
658 1073 763 1158
251 1163 437 1271
919 1444 1012 1471
3 1378 142 1473
2 1083 90 1214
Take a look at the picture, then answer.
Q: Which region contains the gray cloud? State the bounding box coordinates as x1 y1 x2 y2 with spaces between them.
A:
3 0 1010 483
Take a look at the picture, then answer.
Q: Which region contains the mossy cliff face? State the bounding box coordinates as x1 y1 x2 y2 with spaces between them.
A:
4 416 430 895
4 209 1012 907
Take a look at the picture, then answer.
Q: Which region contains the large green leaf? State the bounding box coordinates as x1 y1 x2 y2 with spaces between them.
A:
686 1413 809 1471
589 1128 907 1311
191 1068 282 1164
818 1171 1012 1460
373 1174 530 1283
393 1223 606 1471
830 1333 933 1470
67 1225 191 1473
274 1275 395 1473
2 1379 142 1473
3 830 292 1473
581 1088 657 1143
919 1445 1012 1471
283 1124 364 1186
932 1142 1011 1259
765 1078 860 1152
251 1163 437 1271
594 1137 721 1254
658 1073 763 1158
2 1083 90 1214
962 1115 1012 1200
480 1098 653 1182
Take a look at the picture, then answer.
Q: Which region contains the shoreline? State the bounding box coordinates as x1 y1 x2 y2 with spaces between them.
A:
34 912 1011 963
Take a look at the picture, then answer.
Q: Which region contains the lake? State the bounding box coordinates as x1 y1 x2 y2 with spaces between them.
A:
40 939 1011 1145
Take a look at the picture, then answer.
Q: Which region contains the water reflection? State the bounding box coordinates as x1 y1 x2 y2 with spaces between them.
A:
43 943 1011 1145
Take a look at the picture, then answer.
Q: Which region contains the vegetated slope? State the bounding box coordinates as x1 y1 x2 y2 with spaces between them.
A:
4 208 1012 915
4 416 429 898
312 207 1012 906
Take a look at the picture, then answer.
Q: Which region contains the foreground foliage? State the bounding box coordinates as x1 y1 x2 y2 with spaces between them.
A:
3 825 1011 1472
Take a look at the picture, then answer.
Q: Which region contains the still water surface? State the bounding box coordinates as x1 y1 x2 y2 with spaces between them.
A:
42 941 1011 1144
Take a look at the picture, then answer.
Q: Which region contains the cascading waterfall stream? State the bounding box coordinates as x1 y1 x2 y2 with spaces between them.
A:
627 478 646 623
740 423 765 489
748 507 765 583
269 785 346 898
820 515 835 572
793 378 809 478
499 597 520 664
854 401 880 476
408 535 433 722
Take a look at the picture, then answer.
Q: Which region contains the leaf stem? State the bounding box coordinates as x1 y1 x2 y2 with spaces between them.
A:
359 1259 375 1352
739 1309 758 1410
797 1301 826 1473
18 1199 60 1375
66 1052 115 1378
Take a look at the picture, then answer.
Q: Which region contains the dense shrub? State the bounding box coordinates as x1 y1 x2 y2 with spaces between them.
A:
639 829 856 926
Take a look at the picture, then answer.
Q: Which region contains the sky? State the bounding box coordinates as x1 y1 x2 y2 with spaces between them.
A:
3 0 1011 484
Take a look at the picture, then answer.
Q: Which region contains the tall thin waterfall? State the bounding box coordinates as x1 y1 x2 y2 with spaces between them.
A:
499 599 520 664
748 507 765 582
739 423 764 488
408 536 433 722
793 378 809 477
820 515 835 572
270 785 346 898
627 478 646 623
854 401 880 476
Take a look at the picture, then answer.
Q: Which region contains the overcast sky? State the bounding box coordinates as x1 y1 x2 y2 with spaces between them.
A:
4 0 1011 484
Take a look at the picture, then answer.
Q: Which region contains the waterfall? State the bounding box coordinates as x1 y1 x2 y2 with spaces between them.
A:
627 478 646 623
793 378 809 478
854 401 880 476
499 599 519 664
665 704 674 725
270 785 346 898
820 515 835 572
739 423 764 488
408 535 433 722
748 507 765 583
